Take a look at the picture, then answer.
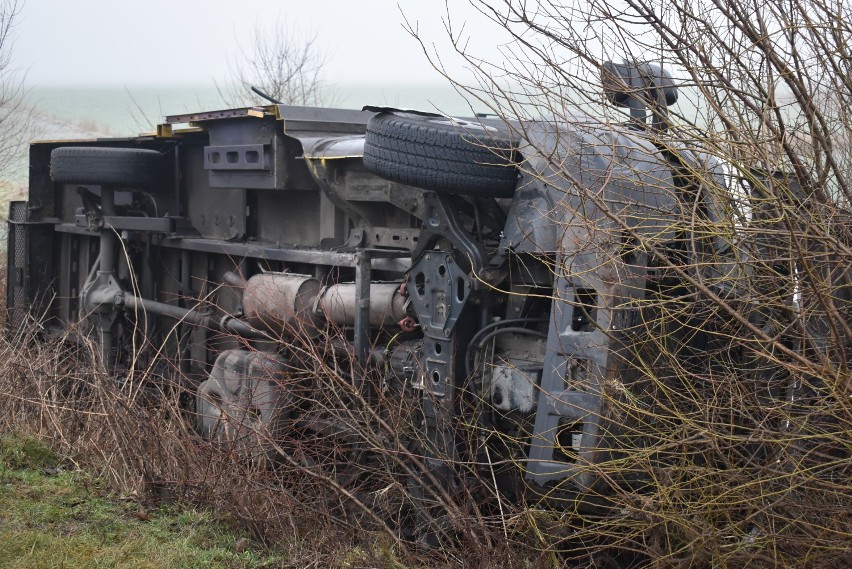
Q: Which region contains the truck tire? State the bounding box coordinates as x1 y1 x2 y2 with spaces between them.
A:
50 147 161 186
364 112 519 198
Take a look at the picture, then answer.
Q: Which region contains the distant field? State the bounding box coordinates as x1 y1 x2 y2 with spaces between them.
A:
27 82 473 138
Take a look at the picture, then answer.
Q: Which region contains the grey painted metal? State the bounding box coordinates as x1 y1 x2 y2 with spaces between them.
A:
158 237 412 272
500 119 680 256
407 252 471 343
602 61 678 130
413 192 485 271
123 294 265 338
196 349 291 453
205 144 269 171
515 120 679 489
275 105 373 135
353 251 372 367
300 135 365 159
50 224 414 270
74 214 176 233
204 117 288 190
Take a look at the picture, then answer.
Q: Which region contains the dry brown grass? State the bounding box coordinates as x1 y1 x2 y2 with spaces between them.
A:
1 247 849 568
0 273 411 567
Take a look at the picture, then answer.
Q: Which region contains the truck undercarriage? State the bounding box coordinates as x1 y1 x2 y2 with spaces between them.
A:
9 67 834 537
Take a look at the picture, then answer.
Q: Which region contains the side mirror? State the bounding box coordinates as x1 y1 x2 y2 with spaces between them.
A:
602 61 678 130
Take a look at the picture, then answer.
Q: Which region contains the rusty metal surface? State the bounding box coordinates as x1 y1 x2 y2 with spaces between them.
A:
165 107 270 124
319 282 406 327
242 273 323 335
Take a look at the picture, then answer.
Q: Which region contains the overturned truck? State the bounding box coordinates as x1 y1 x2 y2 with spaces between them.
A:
7 65 815 518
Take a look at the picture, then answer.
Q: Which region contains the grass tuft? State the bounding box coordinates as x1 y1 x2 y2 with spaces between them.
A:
0 434 284 569
0 434 59 471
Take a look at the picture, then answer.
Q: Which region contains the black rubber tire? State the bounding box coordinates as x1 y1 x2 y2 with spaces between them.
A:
50 147 162 186
363 112 519 198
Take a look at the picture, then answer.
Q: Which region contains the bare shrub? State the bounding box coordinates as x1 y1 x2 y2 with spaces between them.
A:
0 319 403 565
218 19 334 108
0 268 534 564
395 0 852 565
0 0 33 200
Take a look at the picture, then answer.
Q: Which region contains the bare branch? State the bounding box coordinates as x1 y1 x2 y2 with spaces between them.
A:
218 19 335 108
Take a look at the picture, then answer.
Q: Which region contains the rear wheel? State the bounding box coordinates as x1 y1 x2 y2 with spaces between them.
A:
364 112 519 198
50 147 162 187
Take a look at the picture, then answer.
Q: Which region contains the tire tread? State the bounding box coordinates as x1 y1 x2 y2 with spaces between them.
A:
364 113 518 197
50 147 162 186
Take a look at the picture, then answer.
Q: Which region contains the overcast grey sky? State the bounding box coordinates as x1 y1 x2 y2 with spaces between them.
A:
13 0 501 86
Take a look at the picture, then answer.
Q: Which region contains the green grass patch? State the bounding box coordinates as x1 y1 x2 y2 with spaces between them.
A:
0 435 284 568
0 433 60 470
